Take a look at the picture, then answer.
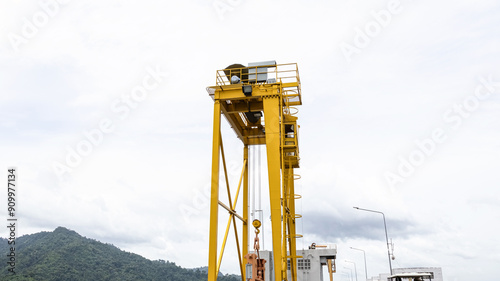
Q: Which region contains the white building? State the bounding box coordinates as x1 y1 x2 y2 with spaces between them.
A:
368 267 443 281
256 244 337 281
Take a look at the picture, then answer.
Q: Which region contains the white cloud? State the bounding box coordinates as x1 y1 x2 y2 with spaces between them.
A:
1 0 500 280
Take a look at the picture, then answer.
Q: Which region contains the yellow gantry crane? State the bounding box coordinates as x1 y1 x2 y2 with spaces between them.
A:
206 61 303 281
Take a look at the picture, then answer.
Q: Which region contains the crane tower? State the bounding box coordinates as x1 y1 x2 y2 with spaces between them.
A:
206 61 302 281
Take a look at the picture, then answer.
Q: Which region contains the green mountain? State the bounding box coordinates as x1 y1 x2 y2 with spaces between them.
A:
0 227 240 281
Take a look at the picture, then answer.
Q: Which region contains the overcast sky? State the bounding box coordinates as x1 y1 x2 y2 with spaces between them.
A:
1 1 499 280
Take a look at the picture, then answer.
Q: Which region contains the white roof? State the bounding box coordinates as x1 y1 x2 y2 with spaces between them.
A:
389 272 433 277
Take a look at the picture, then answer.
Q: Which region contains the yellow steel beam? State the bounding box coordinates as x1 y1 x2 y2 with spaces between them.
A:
225 102 264 114
242 127 265 137
280 91 292 281
328 259 334 281
215 85 280 101
243 145 249 278
231 211 244 279
216 159 247 275
232 159 247 210
220 102 245 141
208 100 222 281
218 201 245 222
281 82 300 90
245 138 266 146
217 212 234 274
220 137 234 209
263 95 284 281
243 128 266 146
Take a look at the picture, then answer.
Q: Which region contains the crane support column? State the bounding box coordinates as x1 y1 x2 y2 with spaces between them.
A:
243 144 249 277
263 95 284 281
208 100 222 281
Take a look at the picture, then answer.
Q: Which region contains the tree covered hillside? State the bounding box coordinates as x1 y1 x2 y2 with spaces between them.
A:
0 227 239 281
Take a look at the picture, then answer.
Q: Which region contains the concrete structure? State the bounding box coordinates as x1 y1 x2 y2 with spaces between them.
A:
368 267 443 281
257 245 337 281
393 268 443 281
368 273 390 281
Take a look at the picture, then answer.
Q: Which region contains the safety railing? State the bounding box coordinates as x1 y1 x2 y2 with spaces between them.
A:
215 63 302 105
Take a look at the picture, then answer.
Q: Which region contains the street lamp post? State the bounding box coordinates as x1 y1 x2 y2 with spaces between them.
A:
350 247 368 281
353 207 393 275
343 267 353 281
345 260 358 281
342 271 352 281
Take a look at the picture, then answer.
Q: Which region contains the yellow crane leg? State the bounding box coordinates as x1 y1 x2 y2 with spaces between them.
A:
263 96 284 281
208 100 222 281
328 259 334 281
243 144 249 278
